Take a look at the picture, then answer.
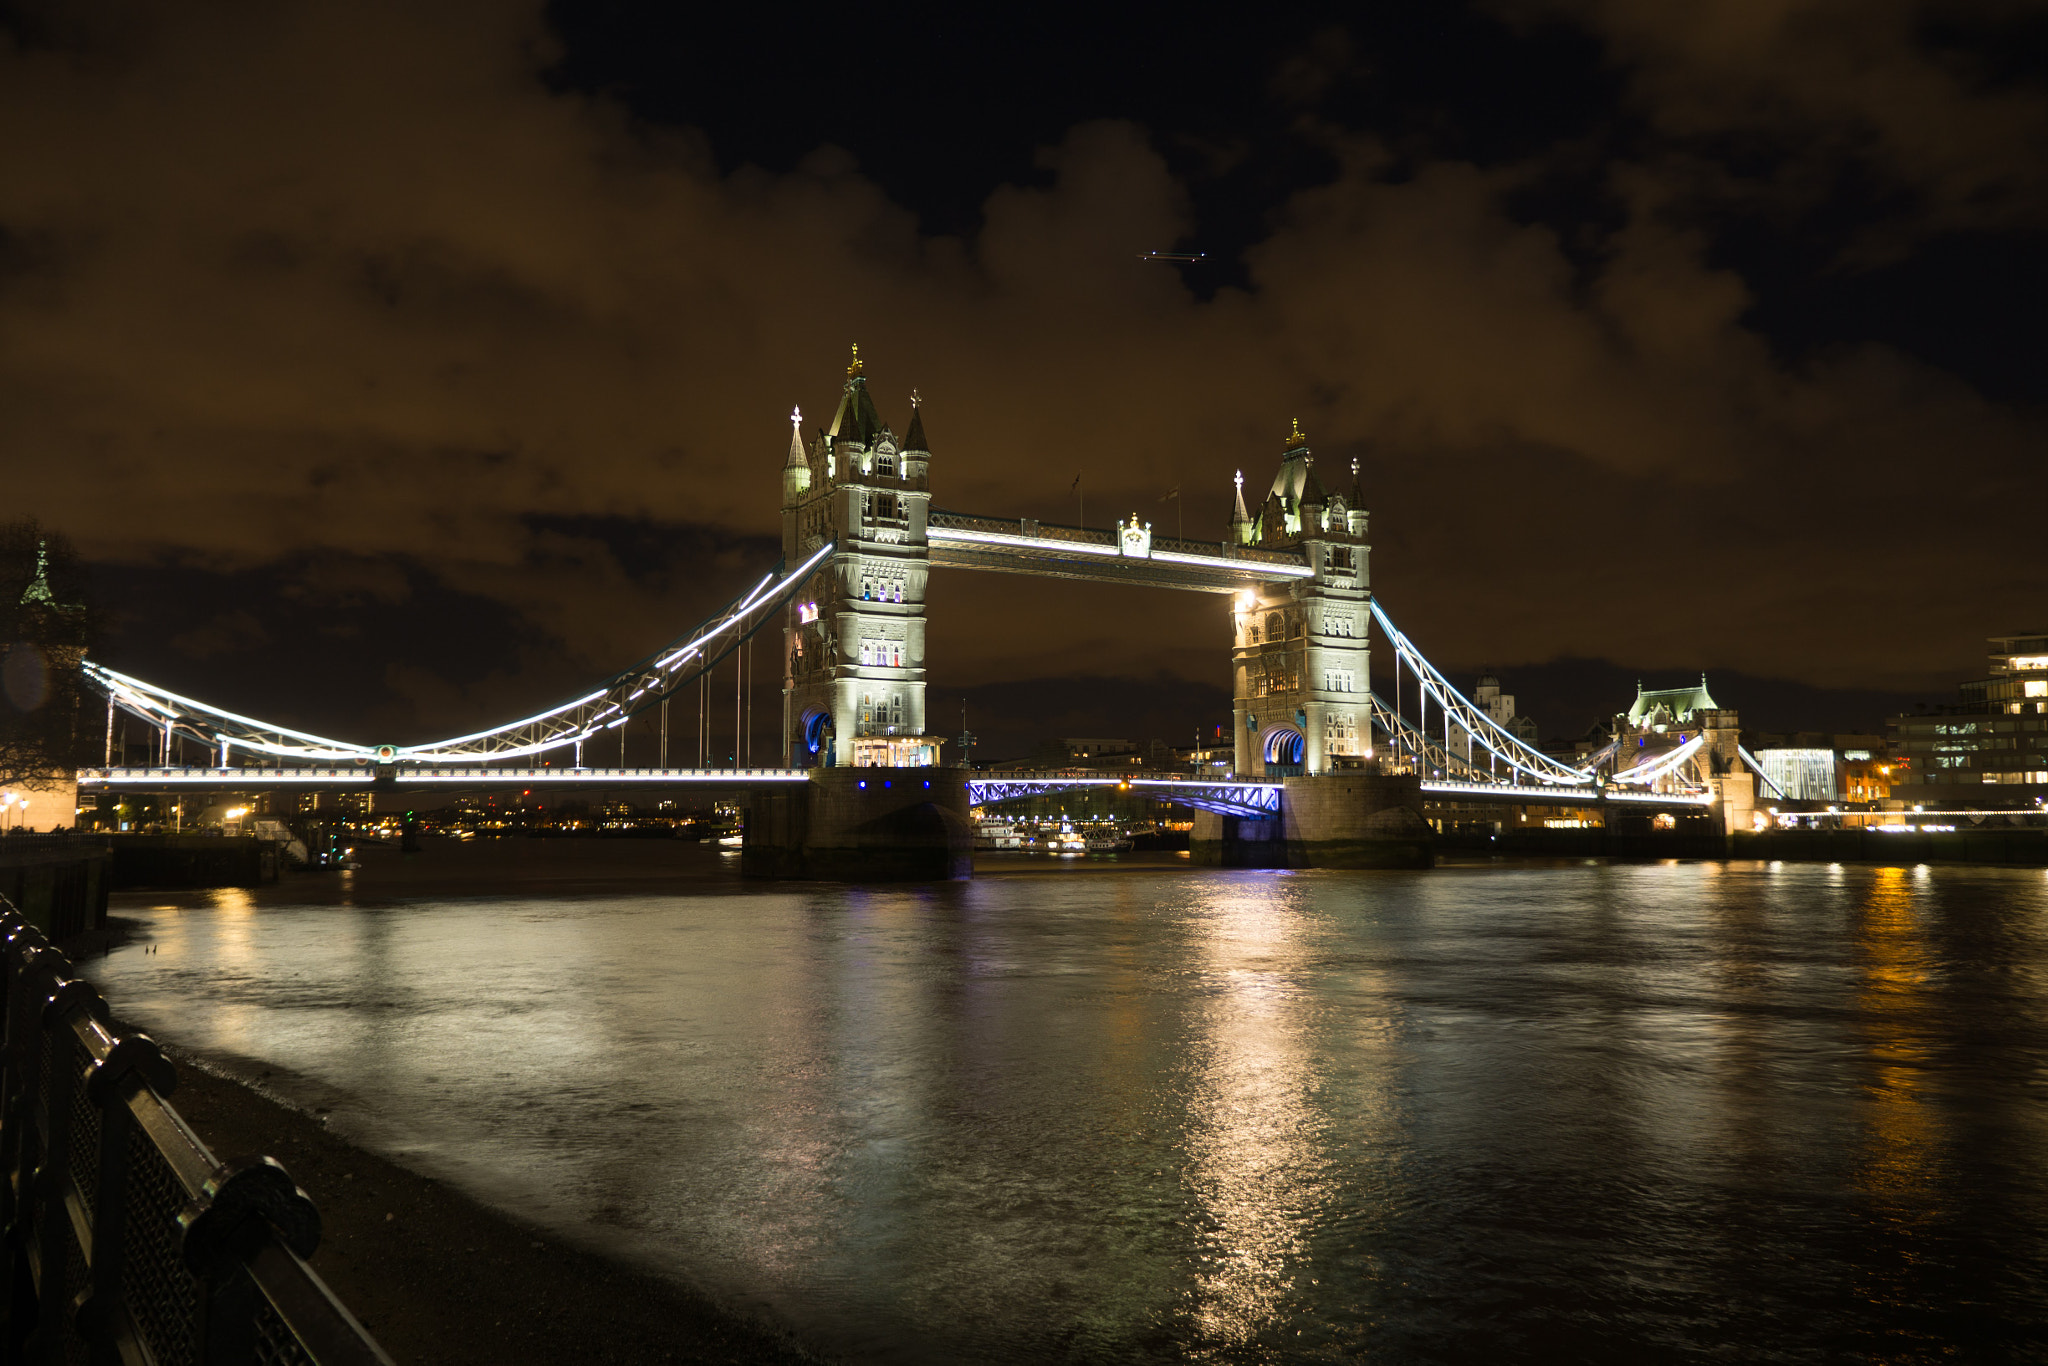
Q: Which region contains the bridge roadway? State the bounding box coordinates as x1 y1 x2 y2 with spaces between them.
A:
76 766 812 790
970 776 1712 812
78 767 1713 812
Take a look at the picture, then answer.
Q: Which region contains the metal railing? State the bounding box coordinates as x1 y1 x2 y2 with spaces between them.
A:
0 898 393 1364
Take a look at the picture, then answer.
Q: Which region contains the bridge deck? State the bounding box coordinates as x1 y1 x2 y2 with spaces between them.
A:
76 768 1713 810
1419 780 1712 810
77 767 811 789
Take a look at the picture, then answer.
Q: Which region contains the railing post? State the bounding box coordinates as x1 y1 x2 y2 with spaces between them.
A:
22 977 99 1362
182 1156 322 1366
75 1023 172 1366
0 925 56 1349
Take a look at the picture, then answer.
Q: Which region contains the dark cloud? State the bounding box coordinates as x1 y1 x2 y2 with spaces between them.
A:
1508 0 2048 243
2 0 2041 747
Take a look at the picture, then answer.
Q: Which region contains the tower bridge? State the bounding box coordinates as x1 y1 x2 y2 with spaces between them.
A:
68 346 1758 874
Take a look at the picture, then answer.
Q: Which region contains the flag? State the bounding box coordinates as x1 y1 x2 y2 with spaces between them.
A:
1070 475 1081 492
1159 485 1180 502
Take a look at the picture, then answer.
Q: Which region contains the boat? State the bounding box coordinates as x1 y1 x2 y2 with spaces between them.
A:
976 821 1027 850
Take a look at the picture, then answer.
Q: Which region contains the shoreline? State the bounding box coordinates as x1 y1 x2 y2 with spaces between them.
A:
122 1034 830 1366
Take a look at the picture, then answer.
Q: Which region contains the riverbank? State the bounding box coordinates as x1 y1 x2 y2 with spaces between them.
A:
145 1047 827 1366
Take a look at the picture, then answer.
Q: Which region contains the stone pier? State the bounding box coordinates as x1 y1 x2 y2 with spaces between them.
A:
741 767 973 881
1191 770 1434 869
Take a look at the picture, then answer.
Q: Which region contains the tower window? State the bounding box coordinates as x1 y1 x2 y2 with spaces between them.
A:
877 456 896 478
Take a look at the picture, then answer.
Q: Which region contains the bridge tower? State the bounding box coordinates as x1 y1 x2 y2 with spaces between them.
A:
1229 422 1373 778
780 348 941 769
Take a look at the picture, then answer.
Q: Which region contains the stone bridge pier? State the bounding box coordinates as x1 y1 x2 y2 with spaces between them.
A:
1191 771 1434 869
742 768 974 881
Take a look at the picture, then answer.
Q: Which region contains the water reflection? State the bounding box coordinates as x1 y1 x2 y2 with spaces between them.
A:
1852 865 1945 1242
84 849 2048 1364
1179 883 1328 1350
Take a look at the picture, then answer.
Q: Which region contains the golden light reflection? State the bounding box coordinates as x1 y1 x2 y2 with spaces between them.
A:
1181 889 1325 1346
196 886 263 1056
1852 866 1942 1218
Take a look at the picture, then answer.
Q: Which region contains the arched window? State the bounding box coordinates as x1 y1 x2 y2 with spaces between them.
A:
1267 612 1284 641
877 456 896 478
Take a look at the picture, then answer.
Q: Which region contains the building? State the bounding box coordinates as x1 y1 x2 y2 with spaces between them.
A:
780 349 943 769
1887 632 2048 806
1229 422 1374 777
1754 748 1838 802
1587 677 1754 828
1472 670 1539 746
1061 738 1137 760
1744 733 1894 805
2 542 89 830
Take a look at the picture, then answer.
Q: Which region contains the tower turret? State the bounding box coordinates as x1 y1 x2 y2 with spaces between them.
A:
781 406 810 507
901 389 931 483
1229 470 1252 545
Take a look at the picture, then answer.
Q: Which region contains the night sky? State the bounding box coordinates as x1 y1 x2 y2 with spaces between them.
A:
4 1 2044 759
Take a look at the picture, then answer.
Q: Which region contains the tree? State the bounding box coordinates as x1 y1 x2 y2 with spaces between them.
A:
0 520 99 792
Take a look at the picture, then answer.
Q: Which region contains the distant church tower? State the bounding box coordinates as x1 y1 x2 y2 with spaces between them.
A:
1228 421 1373 777
780 348 941 768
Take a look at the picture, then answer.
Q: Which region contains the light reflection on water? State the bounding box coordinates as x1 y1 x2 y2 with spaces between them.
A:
88 846 2048 1363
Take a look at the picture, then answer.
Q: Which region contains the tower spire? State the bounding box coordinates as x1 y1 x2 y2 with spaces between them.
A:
827 343 885 447
902 388 930 454
18 541 55 607
785 406 806 470
1229 469 1252 544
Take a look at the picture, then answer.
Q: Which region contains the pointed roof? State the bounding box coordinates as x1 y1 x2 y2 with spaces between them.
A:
902 389 930 454
1627 676 1720 727
1300 463 1328 508
827 345 886 446
784 406 806 470
1264 419 1316 507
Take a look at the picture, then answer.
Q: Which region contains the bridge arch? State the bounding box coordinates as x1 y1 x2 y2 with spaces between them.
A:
1261 724 1306 778
800 707 833 762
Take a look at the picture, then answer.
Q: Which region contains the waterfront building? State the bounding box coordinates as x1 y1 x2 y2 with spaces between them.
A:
1887 632 2048 805
1744 733 1894 805
1577 677 1754 829
1755 748 1839 802
1228 422 1374 777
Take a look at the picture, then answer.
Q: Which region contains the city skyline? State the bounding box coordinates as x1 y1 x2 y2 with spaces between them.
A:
3 1 2042 749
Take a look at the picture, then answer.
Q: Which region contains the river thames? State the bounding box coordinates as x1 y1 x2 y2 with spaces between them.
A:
87 845 2048 1363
